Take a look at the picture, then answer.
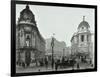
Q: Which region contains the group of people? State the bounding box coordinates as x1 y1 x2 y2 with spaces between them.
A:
17 55 93 71
16 56 76 70
37 56 76 71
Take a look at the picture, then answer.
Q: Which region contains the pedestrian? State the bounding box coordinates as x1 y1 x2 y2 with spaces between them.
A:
62 57 65 68
45 57 48 69
72 59 75 70
22 62 25 68
77 62 80 69
55 59 59 71
55 61 57 71
55 63 57 71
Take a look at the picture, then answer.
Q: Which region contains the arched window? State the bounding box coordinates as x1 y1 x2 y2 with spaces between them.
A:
81 35 84 42
26 35 30 47
82 27 84 29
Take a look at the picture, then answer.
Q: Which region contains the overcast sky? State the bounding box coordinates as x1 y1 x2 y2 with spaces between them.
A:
16 4 95 46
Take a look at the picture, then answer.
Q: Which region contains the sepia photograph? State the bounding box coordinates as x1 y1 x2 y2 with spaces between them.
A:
11 0 97 76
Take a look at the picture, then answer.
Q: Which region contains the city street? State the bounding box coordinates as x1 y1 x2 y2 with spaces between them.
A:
16 62 93 73
14 3 96 76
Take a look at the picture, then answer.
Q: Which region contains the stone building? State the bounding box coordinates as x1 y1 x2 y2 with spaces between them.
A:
16 5 45 66
71 16 93 62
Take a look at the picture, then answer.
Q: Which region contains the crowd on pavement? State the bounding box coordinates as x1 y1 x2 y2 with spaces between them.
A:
16 55 93 71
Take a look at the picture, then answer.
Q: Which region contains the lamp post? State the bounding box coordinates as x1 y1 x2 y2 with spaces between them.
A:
51 33 55 69
63 48 65 57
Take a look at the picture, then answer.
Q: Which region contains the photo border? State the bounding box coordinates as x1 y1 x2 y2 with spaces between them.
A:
11 0 97 76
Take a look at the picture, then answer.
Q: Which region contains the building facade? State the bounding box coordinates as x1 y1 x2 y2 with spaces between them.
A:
16 5 45 66
71 16 93 62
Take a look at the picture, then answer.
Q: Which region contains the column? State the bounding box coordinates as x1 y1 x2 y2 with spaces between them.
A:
85 34 87 42
79 35 81 43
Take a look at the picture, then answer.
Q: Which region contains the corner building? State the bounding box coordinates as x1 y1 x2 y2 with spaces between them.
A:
71 16 93 62
16 5 45 66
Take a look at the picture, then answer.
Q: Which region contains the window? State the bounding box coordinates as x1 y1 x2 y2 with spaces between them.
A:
82 27 84 29
87 35 89 41
81 35 84 42
26 35 30 47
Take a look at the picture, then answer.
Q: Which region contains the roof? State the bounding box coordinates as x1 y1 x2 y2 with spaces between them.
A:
20 5 33 16
19 4 36 24
78 21 90 29
78 16 90 29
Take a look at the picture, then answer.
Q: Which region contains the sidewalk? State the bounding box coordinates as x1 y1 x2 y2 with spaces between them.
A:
16 63 94 73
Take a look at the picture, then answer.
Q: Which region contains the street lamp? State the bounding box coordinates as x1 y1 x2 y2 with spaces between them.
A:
63 48 65 57
51 33 55 69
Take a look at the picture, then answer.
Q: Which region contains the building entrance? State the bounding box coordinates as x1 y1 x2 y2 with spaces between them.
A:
25 51 31 67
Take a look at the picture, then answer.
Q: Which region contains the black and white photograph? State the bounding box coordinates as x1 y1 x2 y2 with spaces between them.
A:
11 0 97 76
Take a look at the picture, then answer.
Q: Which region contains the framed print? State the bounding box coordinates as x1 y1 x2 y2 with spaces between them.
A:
11 0 97 76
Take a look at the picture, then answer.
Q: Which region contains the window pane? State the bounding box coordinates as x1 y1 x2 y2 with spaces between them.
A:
81 35 84 42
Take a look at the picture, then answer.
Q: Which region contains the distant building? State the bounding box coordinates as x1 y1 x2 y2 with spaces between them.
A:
45 38 71 59
16 5 45 66
71 16 93 61
65 47 71 57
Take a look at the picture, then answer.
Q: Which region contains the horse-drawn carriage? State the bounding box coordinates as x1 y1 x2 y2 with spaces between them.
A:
61 59 75 67
55 58 76 70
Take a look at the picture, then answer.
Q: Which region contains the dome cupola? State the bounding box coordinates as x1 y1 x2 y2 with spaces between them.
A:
18 4 36 26
78 16 90 30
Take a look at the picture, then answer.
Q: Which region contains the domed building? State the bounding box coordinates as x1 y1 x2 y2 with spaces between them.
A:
16 5 45 67
71 16 93 64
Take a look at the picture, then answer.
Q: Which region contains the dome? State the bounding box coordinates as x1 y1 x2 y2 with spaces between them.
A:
18 4 36 24
78 21 90 29
78 16 90 29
